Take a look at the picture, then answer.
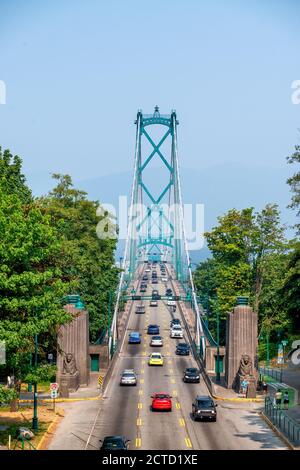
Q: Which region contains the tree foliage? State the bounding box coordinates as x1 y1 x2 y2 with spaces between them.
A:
0 151 72 381
194 204 290 342
39 174 119 342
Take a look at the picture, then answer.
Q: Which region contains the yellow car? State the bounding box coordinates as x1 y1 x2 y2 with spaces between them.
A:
148 352 164 366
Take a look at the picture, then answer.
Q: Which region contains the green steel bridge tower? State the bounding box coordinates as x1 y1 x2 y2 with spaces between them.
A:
109 107 207 358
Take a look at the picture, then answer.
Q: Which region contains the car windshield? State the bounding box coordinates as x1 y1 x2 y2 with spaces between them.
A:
152 336 161 340
130 333 139 337
103 438 125 448
172 325 182 330
122 372 135 377
186 368 198 374
152 353 161 358
197 399 214 407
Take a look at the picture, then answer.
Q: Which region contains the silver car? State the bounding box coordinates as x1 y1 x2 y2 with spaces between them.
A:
150 335 163 347
120 369 137 386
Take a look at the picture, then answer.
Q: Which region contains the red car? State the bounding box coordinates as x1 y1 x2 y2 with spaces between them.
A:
151 393 172 411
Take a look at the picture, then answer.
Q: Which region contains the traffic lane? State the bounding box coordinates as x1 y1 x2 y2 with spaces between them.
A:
139 300 194 450
90 353 143 449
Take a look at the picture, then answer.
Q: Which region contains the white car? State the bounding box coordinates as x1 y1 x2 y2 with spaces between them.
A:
167 300 176 306
150 335 163 347
161 277 168 282
170 325 183 338
145 268 151 272
150 300 158 307
120 369 137 386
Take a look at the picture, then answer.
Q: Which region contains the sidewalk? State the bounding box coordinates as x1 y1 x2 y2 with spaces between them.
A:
20 372 103 402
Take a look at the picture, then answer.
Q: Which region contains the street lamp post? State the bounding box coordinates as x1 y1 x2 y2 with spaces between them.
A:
216 308 221 383
266 331 270 368
32 332 38 431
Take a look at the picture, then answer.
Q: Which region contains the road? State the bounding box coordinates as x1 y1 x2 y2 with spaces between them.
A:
76 264 286 451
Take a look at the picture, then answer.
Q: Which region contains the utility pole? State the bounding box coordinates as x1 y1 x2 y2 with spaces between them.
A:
265 330 270 368
216 308 221 383
32 332 38 430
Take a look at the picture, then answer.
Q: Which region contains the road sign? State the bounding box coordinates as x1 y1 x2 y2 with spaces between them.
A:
282 340 288 346
51 390 58 399
98 375 103 386
277 343 284 364
50 382 59 391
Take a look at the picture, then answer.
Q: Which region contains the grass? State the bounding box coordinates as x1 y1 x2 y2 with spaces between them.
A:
20 381 52 393
0 405 62 450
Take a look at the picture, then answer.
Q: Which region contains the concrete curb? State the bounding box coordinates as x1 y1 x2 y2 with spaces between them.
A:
212 394 265 403
36 413 63 450
260 411 295 450
19 396 100 404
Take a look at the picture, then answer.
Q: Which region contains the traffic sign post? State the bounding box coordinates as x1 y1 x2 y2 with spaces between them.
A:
98 375 103 389
50 383 59 412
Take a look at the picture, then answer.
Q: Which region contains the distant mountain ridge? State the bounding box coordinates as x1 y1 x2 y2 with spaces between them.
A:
26 162 296 262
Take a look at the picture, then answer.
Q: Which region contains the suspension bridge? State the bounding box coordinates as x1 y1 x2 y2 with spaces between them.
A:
109 106 214 360
81 108 285 451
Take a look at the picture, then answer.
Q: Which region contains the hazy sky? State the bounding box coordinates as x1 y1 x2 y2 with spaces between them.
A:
0 0 299 229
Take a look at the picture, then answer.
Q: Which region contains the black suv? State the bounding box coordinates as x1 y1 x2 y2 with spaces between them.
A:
99 436 130 450
183 367 200 383
192 396 217 421
176 343 190 356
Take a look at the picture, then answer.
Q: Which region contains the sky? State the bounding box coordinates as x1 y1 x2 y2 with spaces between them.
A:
0 0 299 241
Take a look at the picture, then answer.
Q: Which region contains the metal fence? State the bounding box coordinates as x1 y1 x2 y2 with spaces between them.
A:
264 397 300 446
259 366 283 383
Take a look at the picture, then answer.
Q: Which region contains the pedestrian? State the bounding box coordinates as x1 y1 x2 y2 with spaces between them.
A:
262 381 268 395
7 376 11 388
283 391 289 410
241 379 248 397
275 389 282 409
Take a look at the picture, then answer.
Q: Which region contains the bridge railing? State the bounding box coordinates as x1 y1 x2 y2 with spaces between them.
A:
264 396 300 446
259 366 283 383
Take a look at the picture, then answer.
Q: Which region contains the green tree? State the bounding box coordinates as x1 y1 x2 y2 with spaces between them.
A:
0 191 72 381
195 205 289 342
0 147 32 203
287 143 300 234
39 174 119 342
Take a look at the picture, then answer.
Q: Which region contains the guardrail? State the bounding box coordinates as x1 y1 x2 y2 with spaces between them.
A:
264 396 300 446
259 366 283 383
171 276 215 396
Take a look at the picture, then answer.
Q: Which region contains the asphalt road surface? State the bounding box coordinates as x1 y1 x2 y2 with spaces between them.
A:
77 266 287 451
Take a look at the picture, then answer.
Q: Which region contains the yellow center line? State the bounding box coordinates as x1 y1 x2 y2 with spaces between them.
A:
168 360 172 365
141 369 144 374
135 437 142 448
175 402 181 409
170 378 176 384
172 390 178 397
169 369 174 374
142 360 146 365
139 389 143 395
140 378 144 384
142 351 146 356
185 437 192 448
138 402 143 409
137 418 142 426
179 418 185 427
